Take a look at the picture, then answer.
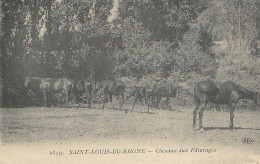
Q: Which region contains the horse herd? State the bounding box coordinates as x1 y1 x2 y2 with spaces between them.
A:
24 76 260 130
24 76 178 112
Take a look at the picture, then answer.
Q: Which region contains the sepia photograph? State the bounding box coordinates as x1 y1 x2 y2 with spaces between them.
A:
0 0 259 163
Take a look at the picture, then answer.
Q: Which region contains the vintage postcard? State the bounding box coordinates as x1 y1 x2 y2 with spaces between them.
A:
0 0 259 163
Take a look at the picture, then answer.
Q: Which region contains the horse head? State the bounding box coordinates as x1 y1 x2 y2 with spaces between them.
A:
92 81 101 94
24 76 32 88
96 81 103 90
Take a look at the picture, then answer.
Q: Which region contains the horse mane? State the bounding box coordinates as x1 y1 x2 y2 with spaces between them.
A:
31 77 43 80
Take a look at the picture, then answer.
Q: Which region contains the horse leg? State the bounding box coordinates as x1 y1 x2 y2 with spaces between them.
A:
144 94 148 105
220 105 224 112
166 96 170 109
78 94 82 108
88 93 91 108
147 96 151 113
43 90 47 108
65 91 69 109
229 104 235 128
149 96 153 107
198 101 208 130
157 96 162 109
110 94 114 110
88 86 93 108
120 94 126 113
131 97 137 112
119 94 124 109
193 103 199 130
139 97 142 106
102 93 106 109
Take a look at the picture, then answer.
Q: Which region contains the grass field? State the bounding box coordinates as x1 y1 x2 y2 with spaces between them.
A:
1 102 259 145
1 103 260 163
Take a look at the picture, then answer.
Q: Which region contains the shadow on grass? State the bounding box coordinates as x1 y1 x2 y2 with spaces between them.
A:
203 126 260 131
168 109 184 112
137 111 156 114
102 107 128 113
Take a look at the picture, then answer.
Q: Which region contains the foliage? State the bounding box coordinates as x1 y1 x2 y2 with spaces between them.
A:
1 0 259 108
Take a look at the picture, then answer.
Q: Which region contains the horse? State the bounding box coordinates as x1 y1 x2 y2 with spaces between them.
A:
72 78 97 108
101 80 127 113
193 79 260 131
24 76 44 106
24 76 44 89
148 81 179 110
130 86 149 112
40 77 74 108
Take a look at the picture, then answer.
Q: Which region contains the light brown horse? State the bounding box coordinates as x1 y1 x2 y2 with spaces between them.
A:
40 77 74 108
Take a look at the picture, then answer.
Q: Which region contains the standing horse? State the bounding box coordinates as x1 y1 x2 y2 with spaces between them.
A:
40 77 74 108
193 80 260 131
101 80 127 113
72 78 96 108
130 86 149 112
148 81 179 110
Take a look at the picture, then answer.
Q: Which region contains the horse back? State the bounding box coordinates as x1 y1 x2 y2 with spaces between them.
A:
41 77 73 92
103 80 125 95
197 80 220 95
152 81 177 97
28 78 44 90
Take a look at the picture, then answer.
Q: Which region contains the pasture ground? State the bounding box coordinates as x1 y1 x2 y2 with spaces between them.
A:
1 103 260 163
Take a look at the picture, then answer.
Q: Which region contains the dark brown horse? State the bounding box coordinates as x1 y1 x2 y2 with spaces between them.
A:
41 77 74 108
72 78 97 108
101 80 126 113
130 86 149 112
148 81 179 110
193 80 260 131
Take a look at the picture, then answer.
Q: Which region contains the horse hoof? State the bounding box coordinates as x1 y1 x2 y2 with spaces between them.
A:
198 128 205 132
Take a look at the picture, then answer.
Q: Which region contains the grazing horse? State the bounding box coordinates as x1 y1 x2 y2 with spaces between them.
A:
40 77 74 108
130 86 149 112
101 80 127 113
72 78 96 108
24 76 44 105
148 81 179 110
193 80 260 131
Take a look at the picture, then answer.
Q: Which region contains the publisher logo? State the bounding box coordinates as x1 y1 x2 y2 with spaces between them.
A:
241 138 254 144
